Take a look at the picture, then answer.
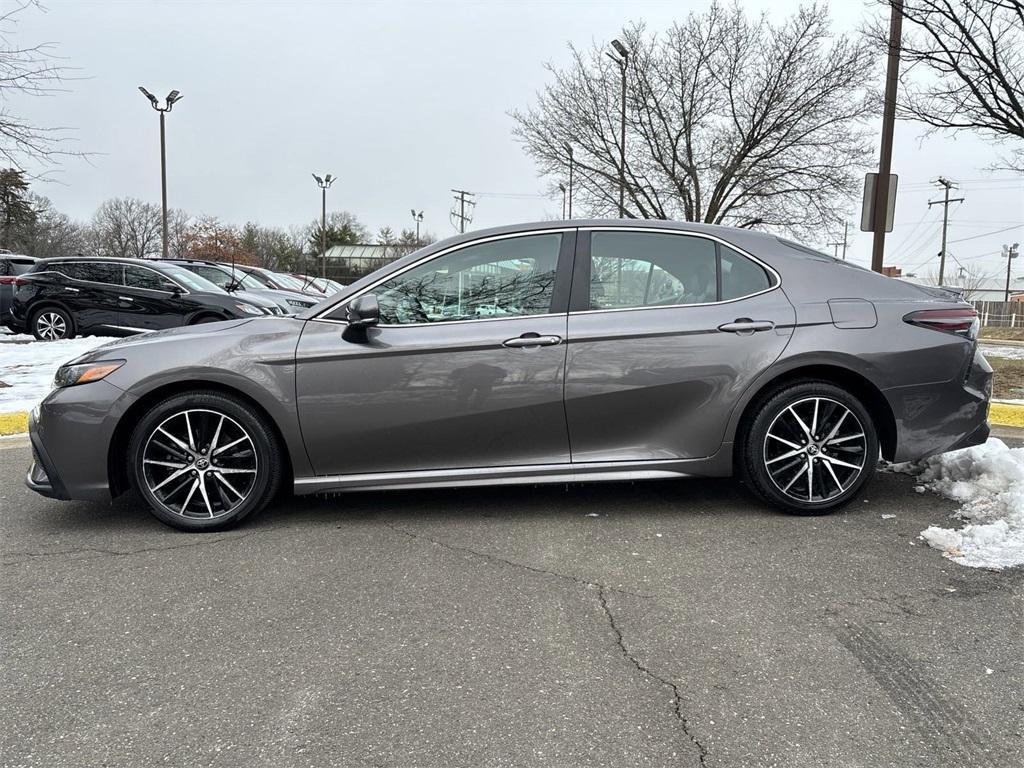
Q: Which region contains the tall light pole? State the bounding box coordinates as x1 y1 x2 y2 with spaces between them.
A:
606 39 629 218
558 184 567 219
312 173 335 279
563 142 574 218
138 87 183 260
410 209 424 244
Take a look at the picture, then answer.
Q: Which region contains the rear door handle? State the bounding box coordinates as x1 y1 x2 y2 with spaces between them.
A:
503 334 562 348
118 296 134 302
64 287 80 293
718 319 775 334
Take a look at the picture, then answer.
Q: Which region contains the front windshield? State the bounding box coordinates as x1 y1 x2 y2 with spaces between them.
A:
162 265 227 293
194 265 265 291
273 272 311 291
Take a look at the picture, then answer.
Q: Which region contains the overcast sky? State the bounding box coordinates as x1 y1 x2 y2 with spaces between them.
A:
11 0 1024 283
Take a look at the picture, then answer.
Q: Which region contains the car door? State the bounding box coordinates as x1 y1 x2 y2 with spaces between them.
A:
295 230 575 477
118 264 187 331
564 228 796 463
48 261 122 332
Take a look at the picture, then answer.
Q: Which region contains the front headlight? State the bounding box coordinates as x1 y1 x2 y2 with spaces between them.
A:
234 302 264 316
286 298 312 308
53 360 125 388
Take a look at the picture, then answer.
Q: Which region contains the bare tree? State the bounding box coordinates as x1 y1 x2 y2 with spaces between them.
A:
871 0 1024 170
919 265 997 300
0 1 78 170
511 3 876 236
88 198 162 259
10 192 86 256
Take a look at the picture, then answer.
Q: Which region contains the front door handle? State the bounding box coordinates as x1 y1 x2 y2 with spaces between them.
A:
118 296 135 302
503 334 562 348
718 319 775 334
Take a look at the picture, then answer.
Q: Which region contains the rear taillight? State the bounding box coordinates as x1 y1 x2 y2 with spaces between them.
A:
903 308 979 340
0 276 16 284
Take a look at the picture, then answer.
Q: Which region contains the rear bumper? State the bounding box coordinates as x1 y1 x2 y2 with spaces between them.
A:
884 346 992 462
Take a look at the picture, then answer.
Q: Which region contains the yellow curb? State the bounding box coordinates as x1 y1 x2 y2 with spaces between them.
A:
0 411 28 436
990 402 1024 428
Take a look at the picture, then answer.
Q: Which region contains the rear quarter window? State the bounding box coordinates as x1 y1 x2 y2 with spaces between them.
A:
720 246 774 300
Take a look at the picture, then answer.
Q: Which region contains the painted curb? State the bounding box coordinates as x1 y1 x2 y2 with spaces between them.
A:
0 412 28 436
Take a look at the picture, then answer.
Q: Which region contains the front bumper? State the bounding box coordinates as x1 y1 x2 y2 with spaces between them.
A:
24 379 133 503
26 411 70 500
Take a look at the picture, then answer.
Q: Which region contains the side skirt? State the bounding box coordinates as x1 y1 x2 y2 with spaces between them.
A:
293 447 733 495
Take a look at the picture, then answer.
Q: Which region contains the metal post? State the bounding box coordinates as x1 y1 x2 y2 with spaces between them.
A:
841 222 848 260
618 61 626 217
1005 243 1020 302
565 144 574 218
320 186 327 279
159 111 168 259
928 177 964 286
870 0 902 274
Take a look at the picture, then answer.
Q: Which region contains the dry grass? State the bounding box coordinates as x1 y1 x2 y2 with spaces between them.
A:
980 327 1024 342
990 357 1024 400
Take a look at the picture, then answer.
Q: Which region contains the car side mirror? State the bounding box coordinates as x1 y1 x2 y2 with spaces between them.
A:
342 294 379 343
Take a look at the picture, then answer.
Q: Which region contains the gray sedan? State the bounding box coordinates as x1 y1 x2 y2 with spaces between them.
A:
26 220 992 531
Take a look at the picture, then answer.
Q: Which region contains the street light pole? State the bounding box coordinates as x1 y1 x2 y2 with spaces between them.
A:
411 209 424 244
563 143 574 218
312 173 335 279
138 87 183 260
607 40 629 218
558 184 567 219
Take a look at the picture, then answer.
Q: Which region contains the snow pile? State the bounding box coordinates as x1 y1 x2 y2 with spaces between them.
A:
893 439 1024 569
0 335 117 412
980 344 1024 361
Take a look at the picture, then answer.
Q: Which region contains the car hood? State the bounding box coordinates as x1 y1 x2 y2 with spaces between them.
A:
70 317 293 364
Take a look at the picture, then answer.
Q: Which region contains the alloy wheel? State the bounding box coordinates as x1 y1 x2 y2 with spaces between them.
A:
141 408 258 520
36 312 67 340
762 396 868 504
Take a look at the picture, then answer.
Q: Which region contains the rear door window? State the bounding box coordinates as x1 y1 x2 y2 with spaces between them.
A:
124 265 173 291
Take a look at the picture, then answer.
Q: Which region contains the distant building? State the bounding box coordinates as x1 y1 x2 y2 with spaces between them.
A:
898 272 1024 303
321 243 417 283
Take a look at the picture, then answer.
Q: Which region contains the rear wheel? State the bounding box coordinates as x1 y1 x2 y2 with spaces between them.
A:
127 392 282 531
31 307 75 341
740 381 878 515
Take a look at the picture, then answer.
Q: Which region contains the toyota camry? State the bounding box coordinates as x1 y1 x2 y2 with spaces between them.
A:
25 220 992 531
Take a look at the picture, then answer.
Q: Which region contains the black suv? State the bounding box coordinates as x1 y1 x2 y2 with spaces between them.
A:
9 257 282 340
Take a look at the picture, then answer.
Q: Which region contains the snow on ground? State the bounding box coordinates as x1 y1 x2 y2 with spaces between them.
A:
0 335 117 412
892 439 1024 569
980 343 1024 361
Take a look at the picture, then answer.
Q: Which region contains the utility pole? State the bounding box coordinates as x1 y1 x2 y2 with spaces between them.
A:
558 184 567 219
927 177 964 286
870 0 902 274
827 224 849 260
450 189 475 234
1004 242 1020 302
138 87 183 260
312 173 335 279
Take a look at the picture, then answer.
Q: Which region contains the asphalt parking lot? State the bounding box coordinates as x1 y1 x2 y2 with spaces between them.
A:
1 439 1021 768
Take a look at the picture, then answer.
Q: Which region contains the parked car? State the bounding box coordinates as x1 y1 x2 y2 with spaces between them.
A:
26 220 991 532
288 274 345 295
0 252 38 330
9 256 281 340
234 265 323 297
164 259 319 313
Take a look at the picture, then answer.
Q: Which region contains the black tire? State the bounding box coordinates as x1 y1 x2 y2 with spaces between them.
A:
31 306 75 341
739 381 878 515
127 391 283 532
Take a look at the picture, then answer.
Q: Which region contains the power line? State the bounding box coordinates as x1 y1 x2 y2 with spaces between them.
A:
947 224 1024 244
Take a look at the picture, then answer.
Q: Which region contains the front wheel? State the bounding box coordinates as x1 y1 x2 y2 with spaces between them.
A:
31 307 75 341
127 392 283 531
740 382 878 515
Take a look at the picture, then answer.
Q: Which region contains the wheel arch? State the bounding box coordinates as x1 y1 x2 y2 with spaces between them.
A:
107 379 294 498
730 362 897 465
28 301 77 335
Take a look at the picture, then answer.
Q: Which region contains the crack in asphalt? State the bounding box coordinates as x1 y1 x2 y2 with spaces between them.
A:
1 530 262 565
386 522 708 766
